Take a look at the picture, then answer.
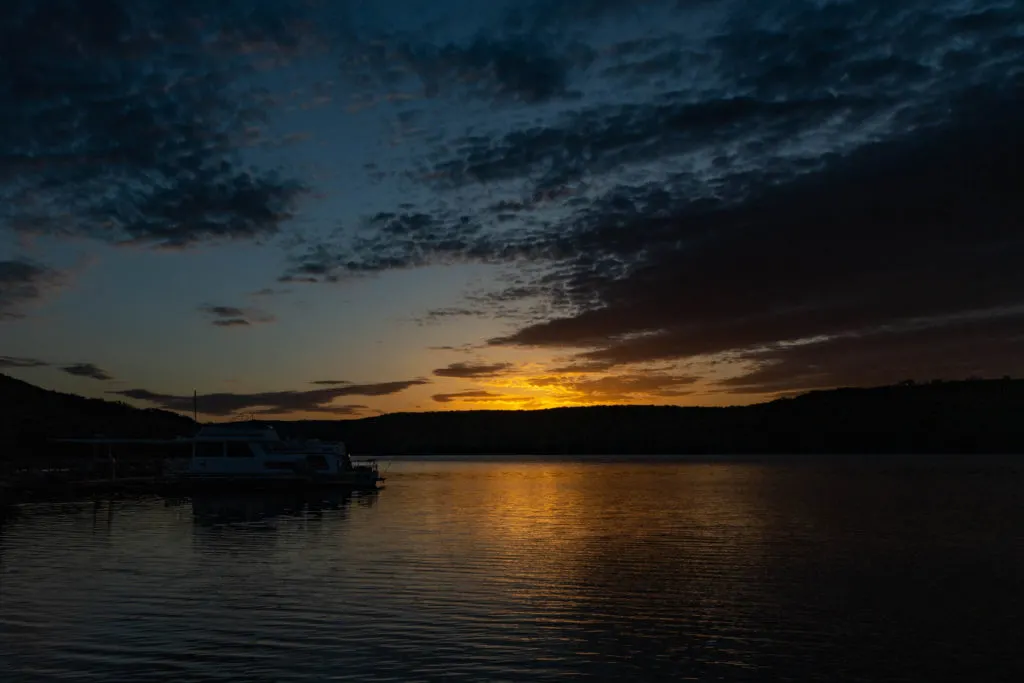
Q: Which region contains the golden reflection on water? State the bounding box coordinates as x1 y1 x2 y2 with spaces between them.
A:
3 457 1022 682
373 459 781 640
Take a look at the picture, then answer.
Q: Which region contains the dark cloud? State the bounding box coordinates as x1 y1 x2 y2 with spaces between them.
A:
342 23 593 105
199 304 276 327
61 363 114 381
309 0 1022 290
277 274 320 284
431 390 539 406
107 173 307 249
0 355 48 368
0 259 66 319
310 380 350 386
0 0 309 248
397 37 578 103
203 306 246 318
281 212 484 281
395 0 1022 294
1 355 114 382
718 312 1024 396
415 276 557 324
419 0 1021 198
433 362 514 378
547 360 616 374
420 307 481 321
599 37 706 82
432 390 498 403
424 94 865 191
111 379 430 416
510 0 657 27
529 373 697 402
490 82 1024 393
427 344 476 353
340 0 712 109
713 0 1022 103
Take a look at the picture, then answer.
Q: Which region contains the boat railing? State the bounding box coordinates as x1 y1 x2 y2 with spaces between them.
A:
351 458 379 473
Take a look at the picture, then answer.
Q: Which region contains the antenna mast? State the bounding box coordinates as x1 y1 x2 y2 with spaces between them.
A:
193 389 198 423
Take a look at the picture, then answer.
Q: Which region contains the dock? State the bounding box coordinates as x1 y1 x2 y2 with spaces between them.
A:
3 476 163 504
1 438 180 505
2 428 383 507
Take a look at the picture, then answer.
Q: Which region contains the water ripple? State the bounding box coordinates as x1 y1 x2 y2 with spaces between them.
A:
2 457 1023 681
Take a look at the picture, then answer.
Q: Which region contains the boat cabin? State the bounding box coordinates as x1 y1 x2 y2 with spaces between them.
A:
184 424 354 478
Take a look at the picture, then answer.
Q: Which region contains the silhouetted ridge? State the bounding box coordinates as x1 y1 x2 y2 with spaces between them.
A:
271 379 1024 455
0 373 195 460
3 374 1023 457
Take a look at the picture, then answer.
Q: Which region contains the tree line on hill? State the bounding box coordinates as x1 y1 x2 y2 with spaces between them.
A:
274 379 1024 455
2 373 1022 460
0 373 195 463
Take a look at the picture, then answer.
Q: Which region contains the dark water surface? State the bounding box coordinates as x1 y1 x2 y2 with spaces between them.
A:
2 456 1023 682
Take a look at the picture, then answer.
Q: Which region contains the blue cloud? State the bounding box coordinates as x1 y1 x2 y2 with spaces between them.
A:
0 0 310 248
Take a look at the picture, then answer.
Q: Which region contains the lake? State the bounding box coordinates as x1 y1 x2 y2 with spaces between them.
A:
2 456 1022 681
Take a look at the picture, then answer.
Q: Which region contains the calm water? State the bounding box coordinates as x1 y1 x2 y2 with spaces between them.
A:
2 456 1023 682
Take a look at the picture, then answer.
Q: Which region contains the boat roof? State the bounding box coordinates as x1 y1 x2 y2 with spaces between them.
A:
194 424 281 440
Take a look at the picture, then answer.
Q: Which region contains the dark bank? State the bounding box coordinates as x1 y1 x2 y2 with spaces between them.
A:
4 372 1024 460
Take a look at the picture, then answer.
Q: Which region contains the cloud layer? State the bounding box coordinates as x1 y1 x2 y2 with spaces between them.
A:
0 355 48 368
111 379 429 416
199 304 276 327
0 259 67 319
350 0 1024 397
433 362 513 378
0 354 114 381
0 0 308 249
5 1 1023 408
275 0 1024 397
61 363 114 381
492 92 1024 392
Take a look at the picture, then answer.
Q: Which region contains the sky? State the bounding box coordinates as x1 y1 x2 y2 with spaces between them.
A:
1 0 1023 420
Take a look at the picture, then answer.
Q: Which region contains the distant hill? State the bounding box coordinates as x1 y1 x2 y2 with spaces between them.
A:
269 378 1024 455
3 373 1023 457
0 373 195 460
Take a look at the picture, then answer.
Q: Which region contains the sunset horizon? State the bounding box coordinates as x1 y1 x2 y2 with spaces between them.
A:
3 0 1022 421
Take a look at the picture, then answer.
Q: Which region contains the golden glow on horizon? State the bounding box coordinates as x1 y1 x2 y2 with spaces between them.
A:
7 338 773 421
182 360 775 420
430 360 771 413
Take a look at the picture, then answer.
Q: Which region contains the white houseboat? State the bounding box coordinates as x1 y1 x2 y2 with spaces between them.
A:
166 423 383 490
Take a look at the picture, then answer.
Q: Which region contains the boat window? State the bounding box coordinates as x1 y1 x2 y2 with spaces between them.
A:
226 442 252 458
305 455 329 471
195 442 224 458
265 461 296 470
